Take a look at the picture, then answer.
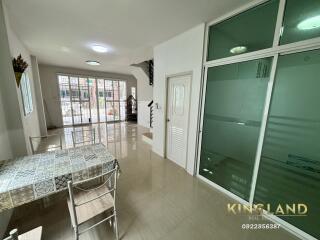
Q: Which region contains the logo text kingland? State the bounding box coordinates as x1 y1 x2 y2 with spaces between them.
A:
227 203 307 216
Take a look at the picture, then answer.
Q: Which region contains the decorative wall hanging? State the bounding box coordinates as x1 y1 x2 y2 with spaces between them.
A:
12 54 28 87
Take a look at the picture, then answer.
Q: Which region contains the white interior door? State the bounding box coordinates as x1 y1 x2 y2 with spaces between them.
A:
166 74 191 169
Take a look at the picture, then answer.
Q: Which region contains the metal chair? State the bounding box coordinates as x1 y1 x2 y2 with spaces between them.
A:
67 165 119 240
71 128 97 147
3 226 42 240
29 134 62 154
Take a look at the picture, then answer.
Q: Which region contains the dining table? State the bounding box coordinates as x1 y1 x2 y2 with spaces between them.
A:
0 143 117 212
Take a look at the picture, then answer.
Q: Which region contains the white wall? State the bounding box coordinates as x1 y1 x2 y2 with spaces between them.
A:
0 1 28 237
138 101 151 128
0 3 27 158
4 6 42 154
31 56 47 136
153 23 205 175
38 64 137 128
131 67 153 128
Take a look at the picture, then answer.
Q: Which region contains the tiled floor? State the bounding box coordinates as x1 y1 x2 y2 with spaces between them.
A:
8 122 298 240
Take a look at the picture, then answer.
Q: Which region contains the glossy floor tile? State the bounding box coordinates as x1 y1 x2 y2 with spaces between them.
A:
7 123 299 240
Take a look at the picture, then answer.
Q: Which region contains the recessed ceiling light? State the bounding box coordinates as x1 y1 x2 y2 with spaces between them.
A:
86 60 100 66
297 15 320 30
61 46 70 52
230 46 248 54
91 45 108 53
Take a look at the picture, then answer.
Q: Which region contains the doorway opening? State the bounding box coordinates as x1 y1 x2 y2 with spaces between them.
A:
58 75 126 126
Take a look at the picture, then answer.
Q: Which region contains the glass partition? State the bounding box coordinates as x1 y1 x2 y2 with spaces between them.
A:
199 57 273 200
280 0 320 45
202 0 320 238
254 50 320 239
207 0 279 61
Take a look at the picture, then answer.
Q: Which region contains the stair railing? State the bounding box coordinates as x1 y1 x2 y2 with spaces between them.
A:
147 100 154 128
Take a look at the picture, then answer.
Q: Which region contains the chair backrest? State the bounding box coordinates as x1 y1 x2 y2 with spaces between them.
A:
71 128 96 147
3 227 42 240
67 164 118 227
29 134 63 154
3 229 18 240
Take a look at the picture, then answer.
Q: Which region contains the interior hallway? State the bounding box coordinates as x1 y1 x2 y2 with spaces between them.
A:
7 123 298 240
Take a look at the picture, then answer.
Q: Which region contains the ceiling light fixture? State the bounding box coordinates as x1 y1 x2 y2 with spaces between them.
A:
91 45 108 53
61 46 70 53
230 46 248 54
297 15 320 30
86 60 101 66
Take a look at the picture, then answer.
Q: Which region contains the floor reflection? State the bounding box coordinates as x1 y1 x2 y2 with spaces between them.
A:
7 122 298 240
49 122 139 160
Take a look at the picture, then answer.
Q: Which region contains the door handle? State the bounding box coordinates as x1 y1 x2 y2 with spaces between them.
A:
167 118 170 122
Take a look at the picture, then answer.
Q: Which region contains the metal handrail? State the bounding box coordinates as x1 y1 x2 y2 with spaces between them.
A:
147 100 154 128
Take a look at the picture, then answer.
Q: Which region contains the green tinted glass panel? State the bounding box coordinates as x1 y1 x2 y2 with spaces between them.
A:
199 58 273 200
207 0 279 61
254 50 320 239
280 0 320 45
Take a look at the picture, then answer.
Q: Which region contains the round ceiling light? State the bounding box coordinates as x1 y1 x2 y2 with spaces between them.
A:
91 45 108 53
86 60 101 66
230 46 248 54
297 15 320 30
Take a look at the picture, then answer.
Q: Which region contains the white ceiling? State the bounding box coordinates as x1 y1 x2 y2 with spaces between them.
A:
4 0 250 74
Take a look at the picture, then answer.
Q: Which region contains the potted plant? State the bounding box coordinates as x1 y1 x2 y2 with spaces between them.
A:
12 54 28 87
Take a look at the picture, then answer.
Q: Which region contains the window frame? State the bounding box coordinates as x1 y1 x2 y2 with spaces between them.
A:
57 73 127 125
20 72 33 116
206 0 281 61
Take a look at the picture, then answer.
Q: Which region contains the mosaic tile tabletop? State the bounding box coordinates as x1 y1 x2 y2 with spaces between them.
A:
0 143 117 212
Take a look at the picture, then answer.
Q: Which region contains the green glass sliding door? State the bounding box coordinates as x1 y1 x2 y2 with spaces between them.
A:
254 50 320 239
199 57 273 201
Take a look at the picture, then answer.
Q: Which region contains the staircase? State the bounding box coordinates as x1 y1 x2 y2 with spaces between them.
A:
148 60 153 86
142 132 153 145
131 59 154 129
131 59 154 86
148 100 154 128
142 100 153 145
